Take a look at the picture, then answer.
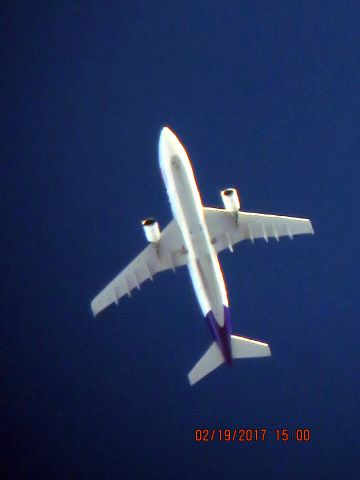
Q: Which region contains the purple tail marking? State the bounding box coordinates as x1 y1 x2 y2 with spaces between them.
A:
205 305 233 365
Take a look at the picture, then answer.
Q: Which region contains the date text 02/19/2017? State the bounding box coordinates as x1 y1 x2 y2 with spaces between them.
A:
194 428 311 443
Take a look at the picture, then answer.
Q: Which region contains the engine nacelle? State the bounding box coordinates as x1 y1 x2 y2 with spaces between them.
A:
221 188 240 211
142 218 160 243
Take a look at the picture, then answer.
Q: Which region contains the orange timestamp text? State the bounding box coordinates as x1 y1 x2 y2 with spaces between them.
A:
195 428 311 443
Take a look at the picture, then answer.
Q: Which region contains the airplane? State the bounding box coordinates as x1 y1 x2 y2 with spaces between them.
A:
91 127 314 386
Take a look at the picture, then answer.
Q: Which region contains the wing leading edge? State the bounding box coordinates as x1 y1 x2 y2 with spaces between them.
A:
91 219 188 316
204 207 314 254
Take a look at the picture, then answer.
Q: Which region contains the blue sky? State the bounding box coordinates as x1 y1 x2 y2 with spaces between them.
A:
2 2 359 479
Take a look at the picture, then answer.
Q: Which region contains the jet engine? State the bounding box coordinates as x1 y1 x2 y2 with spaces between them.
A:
221 188 240 212
142 218 160 243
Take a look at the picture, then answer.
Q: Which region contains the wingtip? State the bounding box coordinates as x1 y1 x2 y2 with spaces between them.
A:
308 220 315 235
90 301 98 317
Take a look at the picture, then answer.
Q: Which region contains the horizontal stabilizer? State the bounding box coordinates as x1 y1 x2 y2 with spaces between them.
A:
231 335 271 358
188 336 271 386
188 342 224 386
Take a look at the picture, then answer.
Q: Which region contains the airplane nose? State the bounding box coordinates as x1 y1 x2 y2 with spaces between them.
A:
160 126 179 153
159 126 188 169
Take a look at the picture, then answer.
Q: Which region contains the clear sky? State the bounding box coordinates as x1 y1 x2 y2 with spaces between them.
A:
2 1 359 479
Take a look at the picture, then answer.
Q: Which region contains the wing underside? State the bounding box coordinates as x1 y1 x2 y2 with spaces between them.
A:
91 208 314 316
91 219 188 316
204 208 314 254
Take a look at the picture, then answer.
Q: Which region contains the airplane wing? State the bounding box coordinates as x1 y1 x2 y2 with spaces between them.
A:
91 219 188 316
204 207 314 254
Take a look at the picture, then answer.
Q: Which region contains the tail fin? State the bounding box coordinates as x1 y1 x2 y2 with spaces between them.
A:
188 342 224 386
231 335 271 358
188 336 271 386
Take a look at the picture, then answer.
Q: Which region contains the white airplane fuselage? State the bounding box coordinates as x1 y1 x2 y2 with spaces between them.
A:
159 127 232 364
